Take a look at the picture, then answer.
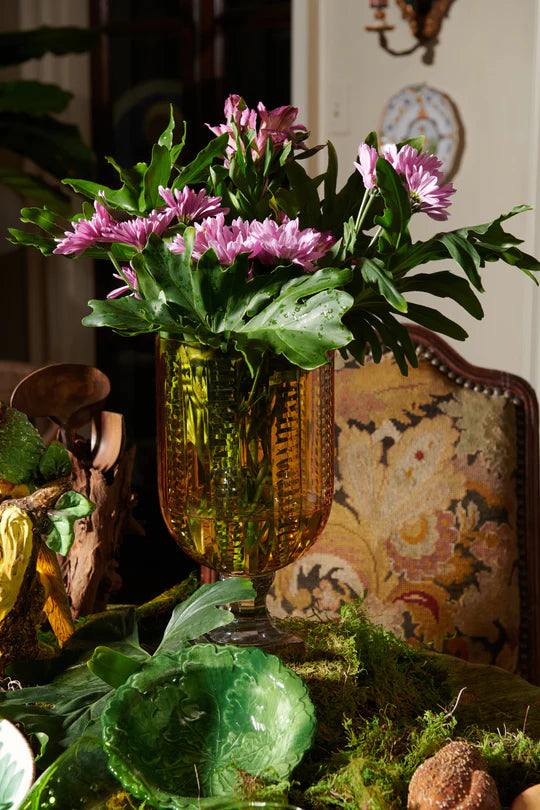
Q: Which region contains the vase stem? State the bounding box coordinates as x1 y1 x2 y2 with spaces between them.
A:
206 573 298 647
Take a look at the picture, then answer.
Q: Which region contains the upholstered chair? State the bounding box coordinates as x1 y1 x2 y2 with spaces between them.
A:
270 326 540 685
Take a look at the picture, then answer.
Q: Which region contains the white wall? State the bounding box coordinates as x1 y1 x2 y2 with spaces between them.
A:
293 0 540 388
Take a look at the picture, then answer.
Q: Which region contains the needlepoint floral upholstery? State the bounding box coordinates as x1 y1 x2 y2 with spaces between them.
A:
270 328 539 680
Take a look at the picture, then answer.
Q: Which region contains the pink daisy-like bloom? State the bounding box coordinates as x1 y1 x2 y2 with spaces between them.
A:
256 102 308 153
54 200 115 256
109 209 171 250
158 186 228 223
107 264 140 299
250 217 336 272
207 94 308 163
393 144 446 179
206 94 258 159
353 143 379 191
169 214 255 265
404 165 455 221
354 141 455 221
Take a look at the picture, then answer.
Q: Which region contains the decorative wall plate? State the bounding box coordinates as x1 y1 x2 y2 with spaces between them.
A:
379 83 463 180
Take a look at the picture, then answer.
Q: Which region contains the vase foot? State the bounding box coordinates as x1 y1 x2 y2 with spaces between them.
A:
205 615 302 648
204 573 303 648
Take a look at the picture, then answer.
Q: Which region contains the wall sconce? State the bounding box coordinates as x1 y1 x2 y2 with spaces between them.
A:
366 0 455 62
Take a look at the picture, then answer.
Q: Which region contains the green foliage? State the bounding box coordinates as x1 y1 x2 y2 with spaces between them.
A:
42 490 95 555
1 590 540 808
8 103 540 372
0 578 255 770
0 26 97 67
0 26 97 211
37 442 72 481
84 236 354 371
0 405 44 485
20 735 117 810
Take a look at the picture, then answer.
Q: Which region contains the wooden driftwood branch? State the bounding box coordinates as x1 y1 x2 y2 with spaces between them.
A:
59 444 141 618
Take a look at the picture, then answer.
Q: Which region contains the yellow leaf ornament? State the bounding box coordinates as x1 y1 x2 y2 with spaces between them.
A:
0 505 33 622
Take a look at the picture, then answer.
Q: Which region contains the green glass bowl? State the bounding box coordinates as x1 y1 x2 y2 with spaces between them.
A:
101 644 316 810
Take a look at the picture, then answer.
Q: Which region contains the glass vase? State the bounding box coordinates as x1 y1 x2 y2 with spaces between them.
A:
156 336 334 646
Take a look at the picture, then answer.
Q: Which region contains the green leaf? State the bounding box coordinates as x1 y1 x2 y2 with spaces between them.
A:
142 143 173 210
405 302 469 340
7 228 58 255
323 140 339 208
83 295 165 335
497 245 540 283
233 268 354 369
0 113 96 181
20 736 118 810
87 646 142 689
19 205 68 235
438 232 483 291
38 442 72 481
397 135 425 153
0 171 71 214
398 271 484 319
285 160 323 228
373 158 411 249
323 167 370 233
0 80 71 115
43 491 95 556
157 104 176 151
361 257 408 312
155 578 256 655
174 133 229 189
0 614 148 767
0 26 98 68
364 131 379 150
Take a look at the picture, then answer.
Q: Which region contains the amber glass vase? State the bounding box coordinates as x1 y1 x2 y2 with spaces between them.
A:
156 336 335 646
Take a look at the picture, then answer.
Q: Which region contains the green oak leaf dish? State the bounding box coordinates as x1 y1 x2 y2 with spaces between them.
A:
101 643 316 810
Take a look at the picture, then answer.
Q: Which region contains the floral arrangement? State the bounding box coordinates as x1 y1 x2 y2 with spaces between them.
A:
9 94 540 373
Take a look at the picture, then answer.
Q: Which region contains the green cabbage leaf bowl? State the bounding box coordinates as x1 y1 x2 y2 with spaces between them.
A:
101 643 316 809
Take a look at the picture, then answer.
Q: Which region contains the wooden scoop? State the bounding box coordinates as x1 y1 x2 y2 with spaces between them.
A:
10 364 111 453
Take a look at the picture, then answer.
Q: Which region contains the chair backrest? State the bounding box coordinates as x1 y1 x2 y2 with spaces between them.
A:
270 326 540 685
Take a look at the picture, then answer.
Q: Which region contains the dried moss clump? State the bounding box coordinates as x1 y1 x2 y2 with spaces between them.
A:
277 601 540 810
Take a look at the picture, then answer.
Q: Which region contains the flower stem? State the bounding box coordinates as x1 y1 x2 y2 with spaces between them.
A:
354 189 374 234
107 251 138 295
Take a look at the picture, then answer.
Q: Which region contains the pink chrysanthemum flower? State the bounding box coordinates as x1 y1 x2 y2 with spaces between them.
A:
54 200 115 256
107 264 140 299
109 210 170 249
404 166 455 221
353 143 379 191
207 94 258 159
392 145 455 220
250 217 336 272
158 186 228 223
354 141 455 221
393 144 444 179
256 102 308 153
207 94 308 162
169 214 255 265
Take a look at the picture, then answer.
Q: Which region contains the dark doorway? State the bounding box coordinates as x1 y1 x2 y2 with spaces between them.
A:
89 0 291 604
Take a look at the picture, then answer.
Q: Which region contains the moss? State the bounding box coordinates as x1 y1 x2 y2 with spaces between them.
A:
88 592 540 810
276 601 540 810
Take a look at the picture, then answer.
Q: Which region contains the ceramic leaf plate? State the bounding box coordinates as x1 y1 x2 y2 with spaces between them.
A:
0 718 35 810
101 643 316 810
